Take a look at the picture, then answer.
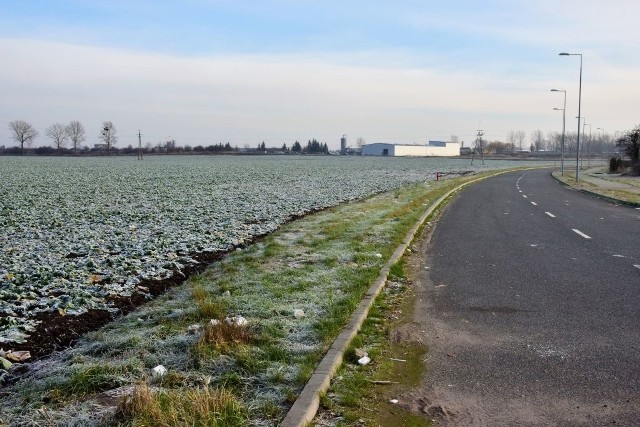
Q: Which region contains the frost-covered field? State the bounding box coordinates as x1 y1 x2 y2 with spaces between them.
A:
0 155 532 344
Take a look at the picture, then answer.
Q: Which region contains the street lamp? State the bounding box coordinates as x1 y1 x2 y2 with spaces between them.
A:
559 52 583 182
551 89 566 175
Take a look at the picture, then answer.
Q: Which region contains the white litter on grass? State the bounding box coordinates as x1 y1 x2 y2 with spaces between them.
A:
293 309 305 319
389 399 399 404
225 316 248 326
151 365 167 378
375 253 383 258
187 324 202 334
358 356 371 366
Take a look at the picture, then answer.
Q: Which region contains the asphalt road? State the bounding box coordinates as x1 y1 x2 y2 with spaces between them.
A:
409 169 640 426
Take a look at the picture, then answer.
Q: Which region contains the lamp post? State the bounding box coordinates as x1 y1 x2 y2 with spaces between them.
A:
559 52 582 182
551 89 566 175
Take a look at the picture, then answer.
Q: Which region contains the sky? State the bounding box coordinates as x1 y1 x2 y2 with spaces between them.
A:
1 0 639 150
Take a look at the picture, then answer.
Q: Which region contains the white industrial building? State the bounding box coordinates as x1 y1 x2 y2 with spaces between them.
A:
361 141 460 157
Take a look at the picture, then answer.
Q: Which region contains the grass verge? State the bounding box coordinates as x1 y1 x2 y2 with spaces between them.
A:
553 171 640 205
115 383 247 426
314 259 432 427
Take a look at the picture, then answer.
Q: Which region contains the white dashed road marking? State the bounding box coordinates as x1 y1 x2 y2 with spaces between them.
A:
572 229 591 239
531 202 537 206
545 212 556 218
523 195 528 199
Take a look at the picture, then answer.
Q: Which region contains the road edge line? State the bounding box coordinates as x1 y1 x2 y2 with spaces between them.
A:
280 168 528 427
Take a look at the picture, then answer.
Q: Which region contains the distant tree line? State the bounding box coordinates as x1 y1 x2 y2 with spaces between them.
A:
493 129 619 156
4 120 333 157
291 139 329 154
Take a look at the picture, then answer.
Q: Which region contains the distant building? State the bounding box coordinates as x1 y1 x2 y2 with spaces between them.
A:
361 141 460 157
340 135 347 155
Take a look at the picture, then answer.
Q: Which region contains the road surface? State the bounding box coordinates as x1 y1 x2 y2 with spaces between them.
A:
401 169 640 426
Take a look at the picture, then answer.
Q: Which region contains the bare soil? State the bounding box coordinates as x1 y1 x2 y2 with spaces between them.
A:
1 250 228 365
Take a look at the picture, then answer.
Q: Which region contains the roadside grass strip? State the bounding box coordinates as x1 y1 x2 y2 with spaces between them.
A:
0 170 515 426
551 171 640 206
313 261 430 427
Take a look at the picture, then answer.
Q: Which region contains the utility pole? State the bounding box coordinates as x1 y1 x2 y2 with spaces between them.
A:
138 130 143 160
476 129 485 165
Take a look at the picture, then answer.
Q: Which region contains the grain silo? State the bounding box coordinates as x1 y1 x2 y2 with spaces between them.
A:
340 135 347 155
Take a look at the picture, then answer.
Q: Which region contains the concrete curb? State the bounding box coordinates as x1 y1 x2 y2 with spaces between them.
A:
280 170 514 427
550 172 640 208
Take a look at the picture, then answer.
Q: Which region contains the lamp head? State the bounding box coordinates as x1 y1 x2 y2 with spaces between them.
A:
559 52 570 56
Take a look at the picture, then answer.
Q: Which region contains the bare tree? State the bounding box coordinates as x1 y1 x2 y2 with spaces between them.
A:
355 137 366 148
546 131 561 152
530 129 545 153
100 121 117 155
46 123 68 156
565 132 577 155
66 121 86 155
515 130 526 151
506 131 517 152
9 120 38 155
449 135 460 144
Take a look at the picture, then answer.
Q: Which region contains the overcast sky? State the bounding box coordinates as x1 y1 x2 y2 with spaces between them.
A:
1 0 639 149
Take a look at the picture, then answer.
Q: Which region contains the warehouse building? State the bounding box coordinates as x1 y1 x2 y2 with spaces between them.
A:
361 141 460 157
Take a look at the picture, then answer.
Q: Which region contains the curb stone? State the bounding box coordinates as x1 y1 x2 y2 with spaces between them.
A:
280 169 531 427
